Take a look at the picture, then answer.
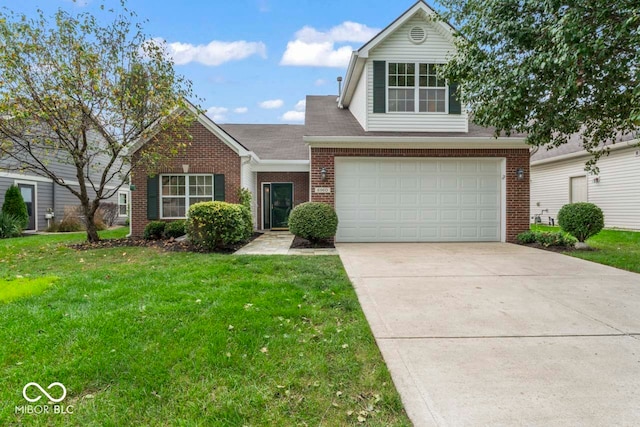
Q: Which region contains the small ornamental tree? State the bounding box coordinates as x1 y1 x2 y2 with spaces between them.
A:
2 185 28 229
0 2 195 242
557 202 604 242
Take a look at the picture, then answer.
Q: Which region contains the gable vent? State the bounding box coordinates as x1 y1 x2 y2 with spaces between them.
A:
409 26 427 44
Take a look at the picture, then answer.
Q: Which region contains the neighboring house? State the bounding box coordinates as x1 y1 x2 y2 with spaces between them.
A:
530 133 640 230
131 0 530 242
0 132 130 232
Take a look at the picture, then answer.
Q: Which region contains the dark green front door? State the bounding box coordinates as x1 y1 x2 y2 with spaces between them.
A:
270 183 293 230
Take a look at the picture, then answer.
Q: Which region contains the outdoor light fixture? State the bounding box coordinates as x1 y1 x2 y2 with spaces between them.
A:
320 167 327 181
182 164 190 173
515 167 525 181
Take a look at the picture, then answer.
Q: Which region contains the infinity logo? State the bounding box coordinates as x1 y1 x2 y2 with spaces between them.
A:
22 382 67 403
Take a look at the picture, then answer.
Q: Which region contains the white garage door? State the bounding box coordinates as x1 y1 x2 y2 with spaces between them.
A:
335 158 503 242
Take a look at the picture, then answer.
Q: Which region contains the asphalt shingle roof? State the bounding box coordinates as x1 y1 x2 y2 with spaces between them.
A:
530 132 637 162
305 95 526 138
219 124 308 161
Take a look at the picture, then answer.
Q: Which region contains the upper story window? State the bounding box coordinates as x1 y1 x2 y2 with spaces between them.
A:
161 174 213 218
387 62 447 113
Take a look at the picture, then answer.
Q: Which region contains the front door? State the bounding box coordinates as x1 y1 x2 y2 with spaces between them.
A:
262 183 293 230
18 183 36 231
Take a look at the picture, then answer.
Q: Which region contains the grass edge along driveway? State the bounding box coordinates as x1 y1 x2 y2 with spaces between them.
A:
0 229 410 426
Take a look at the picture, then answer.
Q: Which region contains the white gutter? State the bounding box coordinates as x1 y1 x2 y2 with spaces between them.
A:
531 139 640 166
304 135 528 149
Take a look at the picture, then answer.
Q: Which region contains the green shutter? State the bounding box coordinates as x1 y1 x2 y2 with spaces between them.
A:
147 176 159 220
373 61 386 113
214 174 225 201
448 82 461 115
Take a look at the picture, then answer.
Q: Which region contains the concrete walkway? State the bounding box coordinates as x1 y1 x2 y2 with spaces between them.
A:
338 242 640 426
234 231 338 255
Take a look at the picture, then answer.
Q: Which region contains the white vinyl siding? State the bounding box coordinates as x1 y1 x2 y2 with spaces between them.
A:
531 147 640 230
335 158 502 242
241 161 258 228
350 66 367 129
365 14 468 132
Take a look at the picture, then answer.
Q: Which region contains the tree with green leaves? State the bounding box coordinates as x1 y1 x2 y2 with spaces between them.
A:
2 185 28 229
439 0 640 170
0 1 196 242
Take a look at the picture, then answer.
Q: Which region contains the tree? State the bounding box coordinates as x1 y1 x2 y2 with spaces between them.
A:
0 2 195 242
439 0 640 170
2 185 28 229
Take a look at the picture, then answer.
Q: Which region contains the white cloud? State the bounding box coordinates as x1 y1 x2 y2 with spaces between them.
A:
280 21 379 68
315 78 327 86
259 99 284 109
281 99 306 122
158 38 267 66
206 106 229 122
281 111 305 122
234 107 248 114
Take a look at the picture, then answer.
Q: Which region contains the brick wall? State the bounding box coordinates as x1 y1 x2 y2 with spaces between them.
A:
130 121 241 237
310 147 530 243
256 172 309 230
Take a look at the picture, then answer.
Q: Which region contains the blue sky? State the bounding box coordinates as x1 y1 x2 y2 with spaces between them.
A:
0 0 441 124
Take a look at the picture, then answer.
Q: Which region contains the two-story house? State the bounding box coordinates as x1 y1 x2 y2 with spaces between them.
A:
130 1 530 242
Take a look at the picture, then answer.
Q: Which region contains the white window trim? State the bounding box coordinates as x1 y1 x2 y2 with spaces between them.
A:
13 179 38 231
387 62 449 114
160 174 214 220
118 190 129 218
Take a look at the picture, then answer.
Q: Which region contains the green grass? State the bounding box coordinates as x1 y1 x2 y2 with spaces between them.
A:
0 276 58 303
0 228 409 426
532 225 640 273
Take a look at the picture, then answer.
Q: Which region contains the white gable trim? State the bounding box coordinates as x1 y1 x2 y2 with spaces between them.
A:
339 1 457 107
128 100 251 157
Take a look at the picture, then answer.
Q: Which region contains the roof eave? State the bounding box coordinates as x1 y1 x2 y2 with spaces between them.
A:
304 135 528 149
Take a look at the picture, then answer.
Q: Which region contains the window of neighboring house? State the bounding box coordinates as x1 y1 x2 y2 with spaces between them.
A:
388 62 447 113
161 174 213 218
118 191 129 217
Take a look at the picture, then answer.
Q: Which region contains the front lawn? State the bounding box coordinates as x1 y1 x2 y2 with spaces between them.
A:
0 229 409 426
532 225 640 273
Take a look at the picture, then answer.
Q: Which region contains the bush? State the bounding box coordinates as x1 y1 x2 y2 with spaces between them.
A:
236 188 254 240
516 230 537 244
0 211 23 238
98 202 119 227
288 202 338 243
516 230 577 247
558 202 604 242
238 187 252 210
186 201 249 250
2 185 28 229
57 217 83 232
143 221 166 240
164 220 186 239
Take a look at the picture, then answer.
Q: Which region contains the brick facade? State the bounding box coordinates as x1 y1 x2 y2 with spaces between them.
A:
310 147 530 243
130 121 241 237
256 172 310 230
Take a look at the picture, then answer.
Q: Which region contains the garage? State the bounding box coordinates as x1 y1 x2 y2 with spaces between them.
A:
335 157 504 242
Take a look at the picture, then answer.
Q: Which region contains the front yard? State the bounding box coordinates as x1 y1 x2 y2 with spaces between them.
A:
0 229 409 426
532 225 640 273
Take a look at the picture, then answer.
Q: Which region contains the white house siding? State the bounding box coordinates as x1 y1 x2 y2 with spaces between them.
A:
241 161 258 228
530 147 640 230
366 14 468 132
349 66 367 130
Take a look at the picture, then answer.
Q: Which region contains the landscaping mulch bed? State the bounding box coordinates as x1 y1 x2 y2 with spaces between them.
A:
517 242 596 253
68 232 262 254
290 236 335 249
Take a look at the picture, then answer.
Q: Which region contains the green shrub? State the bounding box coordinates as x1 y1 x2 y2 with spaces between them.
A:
186 201 249 250
238 187 252 210
516 230 537 244
2 185 28 229
143 221 166 240
517 230 577 247
0 211 23 238
288 202 338 243
239 205 253 241
164 220 186 239
558 202 604 242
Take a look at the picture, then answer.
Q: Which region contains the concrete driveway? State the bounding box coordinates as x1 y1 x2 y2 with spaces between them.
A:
338 243 640 426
